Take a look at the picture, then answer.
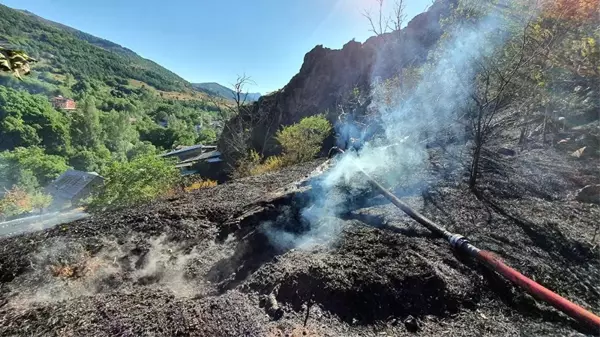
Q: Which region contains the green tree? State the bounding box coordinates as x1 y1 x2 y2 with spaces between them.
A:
139 126 172 150
63 73 76 88
68 146 111 173
0 86 71 154
90 154 180 209
101 110 139 160
71 79 93 96
166 116 197 148
139 117 198 150
71 96 102 149
197 127 217 144
126 141 157 160
0 115 40 150
0 146 69 191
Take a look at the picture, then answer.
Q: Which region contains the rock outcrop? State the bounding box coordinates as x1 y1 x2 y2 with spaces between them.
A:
219 0 456 168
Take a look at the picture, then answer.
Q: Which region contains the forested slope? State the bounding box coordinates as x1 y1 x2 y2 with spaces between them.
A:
1 5 189 91
0 4 226 217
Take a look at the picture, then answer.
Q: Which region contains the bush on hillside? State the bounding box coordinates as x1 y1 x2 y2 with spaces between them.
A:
30 192 53 212
0 187 31 219
234 115 332 177
89 154 180 210
0 187 52 219
0 146 70 192
276 115 332 165
232 149 262 179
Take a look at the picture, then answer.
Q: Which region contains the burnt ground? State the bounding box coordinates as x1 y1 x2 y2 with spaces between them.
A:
0 147 599 336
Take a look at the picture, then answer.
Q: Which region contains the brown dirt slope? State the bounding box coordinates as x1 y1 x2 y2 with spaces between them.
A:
0 149 599 336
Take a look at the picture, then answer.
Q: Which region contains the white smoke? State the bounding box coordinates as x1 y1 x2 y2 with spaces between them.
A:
264 3 522 250
5 235 228 307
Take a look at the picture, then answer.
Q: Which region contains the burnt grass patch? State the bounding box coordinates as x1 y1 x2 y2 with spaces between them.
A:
224 195 482 324
206 191 472 324
207 193 313 292
268 257 468 324
2 157 600 336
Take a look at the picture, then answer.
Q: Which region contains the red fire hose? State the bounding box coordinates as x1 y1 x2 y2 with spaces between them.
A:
478 250 600 329
330 147 600 330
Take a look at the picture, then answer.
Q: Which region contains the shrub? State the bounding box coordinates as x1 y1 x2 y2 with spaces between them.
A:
232 115 332 178
0 187 54 219
31 192 53 212
0 187 32 219
0 146 70 191
90 154 180 210
233 149 262 179
276 115 332 165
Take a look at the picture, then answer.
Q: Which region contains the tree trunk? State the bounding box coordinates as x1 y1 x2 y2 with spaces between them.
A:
519 126 527 150
542 105 549 145
469 143 481 190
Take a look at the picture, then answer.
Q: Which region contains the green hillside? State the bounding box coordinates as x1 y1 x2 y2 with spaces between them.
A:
1 5 189 92
0 4 228 211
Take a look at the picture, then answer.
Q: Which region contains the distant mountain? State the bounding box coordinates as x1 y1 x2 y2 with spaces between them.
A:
192 82 261 102
0 5 192 92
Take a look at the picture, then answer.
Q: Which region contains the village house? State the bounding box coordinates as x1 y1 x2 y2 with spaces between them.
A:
161 144 224 181
45 170 105 207
51 95 77 110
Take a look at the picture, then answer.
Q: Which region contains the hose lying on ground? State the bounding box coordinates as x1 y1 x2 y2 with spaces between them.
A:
329 147 600 330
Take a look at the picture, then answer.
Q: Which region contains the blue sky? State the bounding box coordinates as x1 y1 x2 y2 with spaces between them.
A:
2 0 431 93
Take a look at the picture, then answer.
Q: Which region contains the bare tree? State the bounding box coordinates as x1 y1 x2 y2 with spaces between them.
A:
362 0 389 36
209 73 256 122
229 74 255 115
363 0 406 35
362 0 406 40
387 0 406 32
218 75 255 160
213 74 273 176
466 9 556 190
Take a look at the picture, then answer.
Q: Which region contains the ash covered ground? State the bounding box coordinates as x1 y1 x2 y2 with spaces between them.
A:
1 147 599 337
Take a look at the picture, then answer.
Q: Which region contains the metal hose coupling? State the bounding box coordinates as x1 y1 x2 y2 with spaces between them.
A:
449 234 480 256
328 146 345 158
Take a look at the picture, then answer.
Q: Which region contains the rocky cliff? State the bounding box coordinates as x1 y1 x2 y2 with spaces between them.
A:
219 0 456 167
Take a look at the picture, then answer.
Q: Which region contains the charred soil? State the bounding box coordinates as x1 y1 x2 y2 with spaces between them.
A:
1 148 599 336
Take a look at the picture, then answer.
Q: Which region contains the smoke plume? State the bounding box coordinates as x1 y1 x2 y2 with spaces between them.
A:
5 235 226 307
263 3 522 250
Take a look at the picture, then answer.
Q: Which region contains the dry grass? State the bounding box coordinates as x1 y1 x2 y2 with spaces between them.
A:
49 252 107 280
234 152 289 178
184 180 218 192
50 264 77 278
250 156 285 176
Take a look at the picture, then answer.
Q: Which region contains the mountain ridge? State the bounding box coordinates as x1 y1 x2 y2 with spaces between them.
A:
192 82 261 102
